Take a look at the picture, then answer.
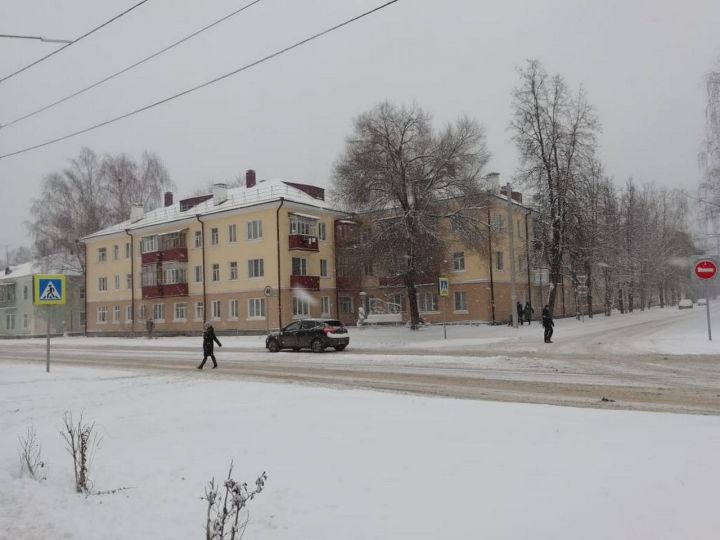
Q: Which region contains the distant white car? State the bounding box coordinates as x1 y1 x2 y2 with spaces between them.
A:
697 298 708 306
678 299 693 309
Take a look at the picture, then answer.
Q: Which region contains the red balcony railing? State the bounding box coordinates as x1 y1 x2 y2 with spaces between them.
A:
141 247 188 264
141 282 189 299
288 234 319 251
290 275 320 290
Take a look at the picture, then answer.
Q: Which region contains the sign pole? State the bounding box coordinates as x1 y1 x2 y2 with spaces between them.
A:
706 281 712 342
443 295 447 340
46 306 51 372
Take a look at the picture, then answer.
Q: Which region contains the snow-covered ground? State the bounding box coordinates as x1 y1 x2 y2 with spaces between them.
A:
5 303 719 356
1 362 719 539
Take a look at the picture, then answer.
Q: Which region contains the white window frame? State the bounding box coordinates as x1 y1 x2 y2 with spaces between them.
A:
153 303 165 322
126 274 133 290
496 251 504 271
247 220 263 240
454 291 468 312
211 300 221 321
113 245 119 260
228 223 237 243
23 313 30 329
174 302 187 322
6 313 16 330
339 296 353 315
318 222 327 241
195 301 204 321
212 264 220 282
194 230 202 248
453 252 465 272
194 265 203 283
125 305 133 322
229 299 239 320
210 228 219 246
321 296 330 316
291 257 307 276
292 296 310 318
229 261 238 281
97 306 108 324
113 305 121 323
248 298 266 319
114 274 121 290
97 247 107 262
419 292 439 313
98 277 107 292
320 259 328 278
248 259 264 278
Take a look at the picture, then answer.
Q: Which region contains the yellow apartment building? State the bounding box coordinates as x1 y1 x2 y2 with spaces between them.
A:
82 171 347 335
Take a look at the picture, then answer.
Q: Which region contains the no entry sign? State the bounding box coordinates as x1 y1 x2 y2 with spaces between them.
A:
694 259 718 280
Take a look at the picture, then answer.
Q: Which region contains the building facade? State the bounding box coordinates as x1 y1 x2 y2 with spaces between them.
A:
0 259 84 337
82 171 347 335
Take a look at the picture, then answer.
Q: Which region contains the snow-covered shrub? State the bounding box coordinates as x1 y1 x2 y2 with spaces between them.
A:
17 424 45 480
202 461 267 540
59 411 102 493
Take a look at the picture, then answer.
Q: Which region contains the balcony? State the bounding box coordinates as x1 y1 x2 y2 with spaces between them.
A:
141 282 188 299
288 234 319 252
378 273 436 287
141 247 188 264
290 275 320 291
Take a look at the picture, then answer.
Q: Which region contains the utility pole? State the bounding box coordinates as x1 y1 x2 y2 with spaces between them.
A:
506 183 518 328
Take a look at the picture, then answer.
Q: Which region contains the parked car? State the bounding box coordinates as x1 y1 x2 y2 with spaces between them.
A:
697 298 708 306
678 299 693 309
266 318 349 353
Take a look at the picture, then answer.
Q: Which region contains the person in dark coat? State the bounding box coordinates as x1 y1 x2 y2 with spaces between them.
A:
197 323 222 369
542 305 554 343
516 301 524 326
524 302 534 325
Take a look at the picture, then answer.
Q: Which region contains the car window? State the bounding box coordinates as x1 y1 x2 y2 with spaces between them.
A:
301 320 320 330
284 322 301 332
324 320 342 327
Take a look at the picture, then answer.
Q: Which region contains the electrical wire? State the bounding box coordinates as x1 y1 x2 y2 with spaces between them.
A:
0 0 400 160
0 0 151 85
0 0 263 130
0 33 72 44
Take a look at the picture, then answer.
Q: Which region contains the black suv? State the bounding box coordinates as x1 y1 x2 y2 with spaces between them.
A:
265 319 349 353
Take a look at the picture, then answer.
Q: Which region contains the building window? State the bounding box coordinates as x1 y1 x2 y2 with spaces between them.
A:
141 265 158 287
491 214 505 232
153 303 165 322
248 298 265 318
140 236 158 254
212 264 220 282
248 259 264 278
23 286 28 300
194 265 203 283
320 259 328 278
210 228 219 245
80 311 86 326
229 299 239 320
496 251 504 271
139 304 146 321
228 223 237 243
97 307 108 323
113 245 119 260
247 220 262 240
229 261 238 280
126 305 133 322
23 314 30 329
5 313 16 330
419 292 438 312
113 305 121 322
195 301 204 321
292 297 309 317
194 230 202 248
114 274 121 290
80 286 85 299
97 247 107 262
289 215 317 236
453 252 465 271
339 296 353 314
291 257 307 276
321 296 330 316
318 222 327 241
454 291 467 312
163 264 187 285
211 300 221 320
389 293 405 313
126 274 132 289
98 277 107 292
125 242 131 258
174 303 187 321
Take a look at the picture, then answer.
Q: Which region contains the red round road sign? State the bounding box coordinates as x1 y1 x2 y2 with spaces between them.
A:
695 259 718 280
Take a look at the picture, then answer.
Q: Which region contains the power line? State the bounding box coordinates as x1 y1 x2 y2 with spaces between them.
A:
0 33 72 44
0 0 151 85
0 0 263 130
0 0 400 160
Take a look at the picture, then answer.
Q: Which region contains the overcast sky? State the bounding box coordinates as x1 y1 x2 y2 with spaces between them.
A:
1 0 719 252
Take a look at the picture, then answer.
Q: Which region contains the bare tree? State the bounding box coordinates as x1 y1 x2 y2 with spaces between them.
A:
510 59 600 314
333 102 491 328
17 424 45 480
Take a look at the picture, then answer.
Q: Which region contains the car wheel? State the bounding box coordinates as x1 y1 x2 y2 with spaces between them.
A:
267 339 280 353
334 345 346 351
311 339 324 353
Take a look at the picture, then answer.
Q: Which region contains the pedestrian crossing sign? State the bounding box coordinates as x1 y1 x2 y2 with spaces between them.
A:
438 276 450 297
34 274 66 305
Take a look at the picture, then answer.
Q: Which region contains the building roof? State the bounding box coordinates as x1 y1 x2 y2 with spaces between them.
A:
82 178 344 241
1 254 81 280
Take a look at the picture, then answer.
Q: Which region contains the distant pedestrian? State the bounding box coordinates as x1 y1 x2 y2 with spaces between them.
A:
516 302 524 326
524 302 534 325
145 318 155 339
542 305 554 343
197 323 222 369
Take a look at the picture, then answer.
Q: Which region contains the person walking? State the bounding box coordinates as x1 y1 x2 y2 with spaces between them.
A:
542 304 554 343
197 322 222 369
524 302 534 325
516 301 524 326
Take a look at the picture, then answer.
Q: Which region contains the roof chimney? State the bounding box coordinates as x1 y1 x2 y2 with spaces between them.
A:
246 169 256 189
213 183 228 205
484 172 500 193
164 192 173 207
130 203 144 223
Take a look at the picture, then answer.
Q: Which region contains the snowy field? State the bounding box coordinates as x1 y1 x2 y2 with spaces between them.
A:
2 362 720 540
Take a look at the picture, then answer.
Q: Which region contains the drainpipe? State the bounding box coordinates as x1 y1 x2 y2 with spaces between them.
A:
524 211 532 309
487 206 496 323
275 197 285 330
124 229 134 334
333 219 340 321
195 215 207 324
